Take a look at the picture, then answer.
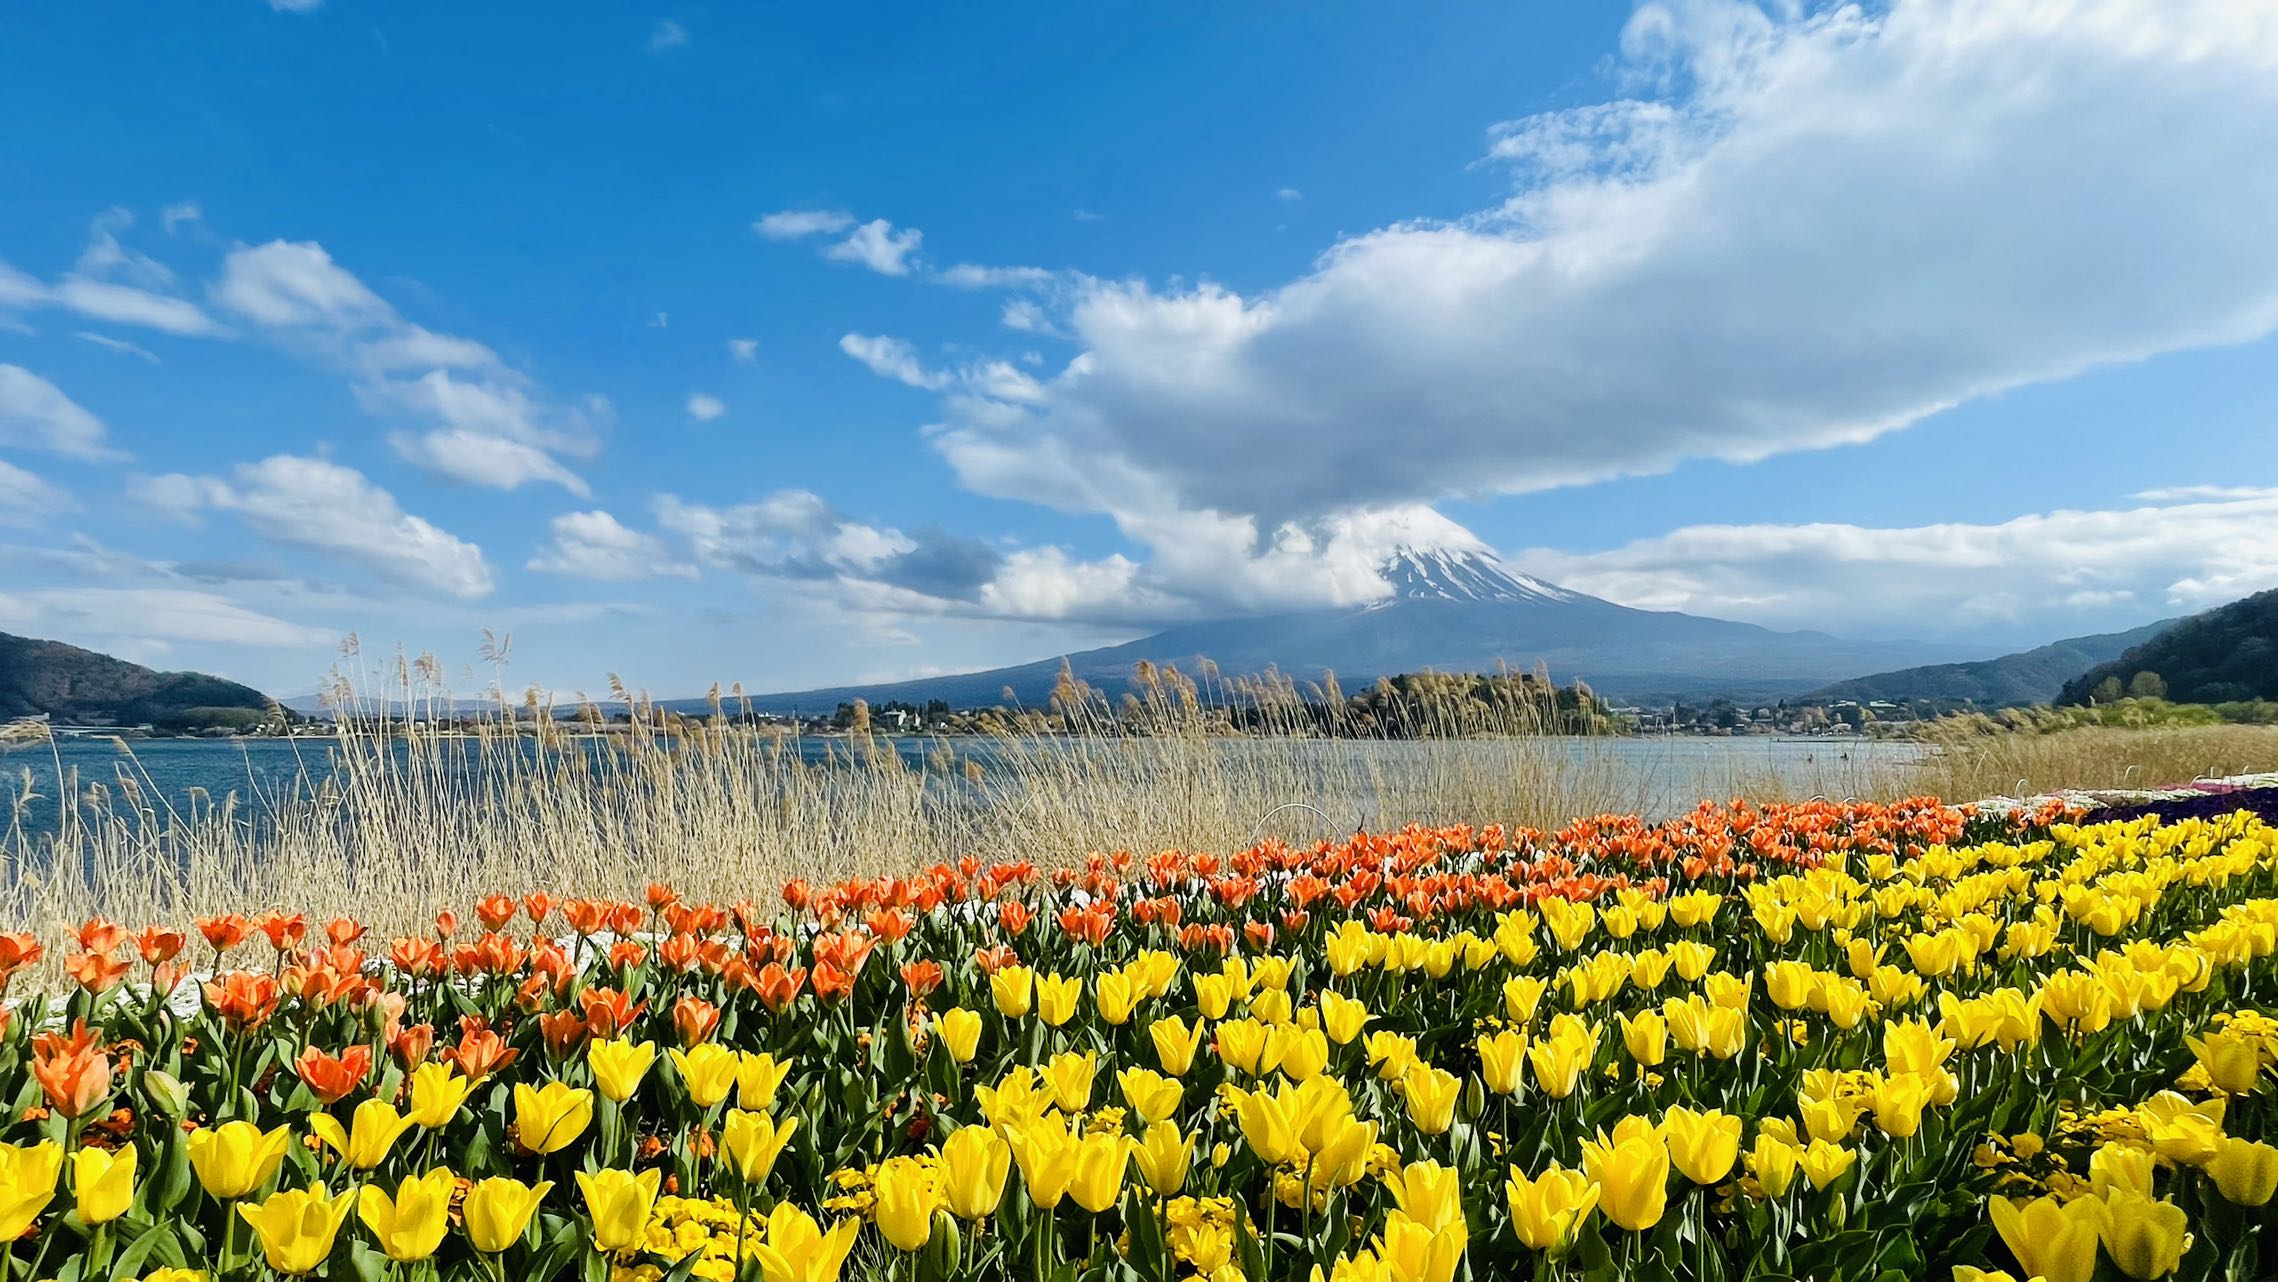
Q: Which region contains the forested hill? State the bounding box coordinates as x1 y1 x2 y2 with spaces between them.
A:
0 631 277 729
1808 619 2173 707
2060 588 2278 706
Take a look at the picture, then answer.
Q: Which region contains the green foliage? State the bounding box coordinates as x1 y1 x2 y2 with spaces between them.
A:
2060 587 2278 706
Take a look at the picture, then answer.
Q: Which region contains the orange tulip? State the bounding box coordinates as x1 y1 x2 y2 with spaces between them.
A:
295 1045 372 1105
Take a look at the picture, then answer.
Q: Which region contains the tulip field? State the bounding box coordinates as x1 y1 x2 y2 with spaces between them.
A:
1 795 2275 1282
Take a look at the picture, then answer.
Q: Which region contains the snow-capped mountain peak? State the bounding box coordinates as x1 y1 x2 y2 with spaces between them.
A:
1377 546 1578 605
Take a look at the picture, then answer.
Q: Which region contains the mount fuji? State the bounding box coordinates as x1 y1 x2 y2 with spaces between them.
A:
722 547 1973 713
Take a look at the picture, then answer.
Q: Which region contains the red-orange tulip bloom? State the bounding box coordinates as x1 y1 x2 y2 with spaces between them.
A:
673 997 722 1047
294 1045 372 1105
31 1034 113 1119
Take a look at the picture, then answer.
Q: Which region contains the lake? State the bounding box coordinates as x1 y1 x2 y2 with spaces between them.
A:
0 732 1922 842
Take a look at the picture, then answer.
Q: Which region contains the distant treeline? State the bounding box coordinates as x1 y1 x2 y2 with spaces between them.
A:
1054 661 1620 738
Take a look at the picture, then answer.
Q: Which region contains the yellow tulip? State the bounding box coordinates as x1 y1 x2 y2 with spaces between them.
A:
0 1143 59 1247
934 1008 982 1063
1582 1118 1668 1231
1276 1027 1331 1081
0 1141 63 1238
1503 975 1548 1024
2088 1143 2156 1199
750 1204 861 1282
587 1038 657 1103
1505 1163 1598 1255
873 1155 936 1251
669 1043 741 1109
70 1144 135 1224
1117 1067 1183 1124
1662 1107 1740 1185
721 1109 798 1184
575 1167 662 1253
939 1125 1011 1219
1746 1134 1799 1197
2098 1191 2187 1280
1869 1072 1934 1140
1149 1016 1204 1077
1319 991 1371 1044
1036 974 1081 1027
1369 1030 1422 1082
2206 1136 2278 1206
1617 1010 1666 1068
1194 974 1235 1019
2187 1031 2262 1095
513 1081 595 1155
1067 1132 1130 1213
462 1176 551 1252
1988 1193 2106 1282
186 1122 293 1199
1095 970 1140 1026
1309 1117 1378 1191
736 1051 794 1110
1384 1159 1466 1238
1376 1211 1465 1282
1005 1113 1080 1208
1477 1030 1526 1095
405 1062 472 1128
1216 1019 1271 1076
2136 1092 2225 1167
1799 1140 1856 1191
1042 1051 1097 1112
1234 1087 1300 1164
238 1186 355 1275
1133 1120 1193 1196
308 1098 418 1170
1528 1027 1593 1099
991 966 1035 1018
358 1167 456 1262
1402 1065 1460 1136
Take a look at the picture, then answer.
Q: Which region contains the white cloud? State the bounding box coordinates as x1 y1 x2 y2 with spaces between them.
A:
211 240 388 328
728 338 758 363
687 392 726 421
1276 187 1304 202
753 209 854 241
0 460 69 525
926 0 2278 539
528 510 697 581
211 240 598 492
133 455 496 598
935 263 1058 290
0 587 334 648
388 429 592 497
161 202 203 233
0 365 119 460
824 219 923 276
839 333 950 390
1514 488 2278 639
75 332 161 364
1 213 225 337
647 20 688 52
268 0 323 12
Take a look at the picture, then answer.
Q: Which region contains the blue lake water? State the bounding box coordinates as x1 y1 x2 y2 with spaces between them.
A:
0 733 1921 842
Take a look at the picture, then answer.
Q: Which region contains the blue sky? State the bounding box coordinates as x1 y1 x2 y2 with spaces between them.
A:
3 0 2276 699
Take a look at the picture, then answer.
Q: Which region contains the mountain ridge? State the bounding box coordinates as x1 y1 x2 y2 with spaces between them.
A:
711 547 1976 714
1804 619 2176 707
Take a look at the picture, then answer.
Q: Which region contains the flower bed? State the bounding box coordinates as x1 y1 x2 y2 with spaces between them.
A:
0 796 2274 1281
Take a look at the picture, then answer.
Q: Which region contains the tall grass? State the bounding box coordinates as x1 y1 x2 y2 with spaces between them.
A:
0 658 1656 943
8 649 2276 951
1908 720 2278 799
